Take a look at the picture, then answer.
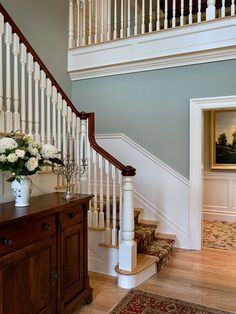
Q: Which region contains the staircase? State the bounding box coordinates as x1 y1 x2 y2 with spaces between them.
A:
0 3 176 289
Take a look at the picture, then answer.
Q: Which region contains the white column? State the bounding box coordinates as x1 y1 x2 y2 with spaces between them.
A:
127 0 131 37
13 34 20 132
120 0 124 38
46 79 52 143
141 0 145 34
172 0 176 28
99 155 105 228
27 53 33 136
34 62 40 142
5 23 12 132
40 71 46 144
112 166 117 246
198 0 202 22
119 175 137 271
68 0 75 48
206 0 216 20
156 0 160 31
105 160 111 244
0 13 4 132
92 149 98 227
80 119 88 194
149 0 153 32
20 44 27 134
52 86 57 146
114 0 117 39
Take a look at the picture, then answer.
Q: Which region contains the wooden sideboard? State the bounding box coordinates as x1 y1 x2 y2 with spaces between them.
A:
0 192 93 314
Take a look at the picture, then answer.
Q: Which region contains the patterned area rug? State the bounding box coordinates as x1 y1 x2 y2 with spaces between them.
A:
109 289 234 314
203 220 236 250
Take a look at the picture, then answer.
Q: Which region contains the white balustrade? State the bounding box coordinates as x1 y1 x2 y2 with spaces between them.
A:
172 0 176 28
57 94 62 157
127 0 131 37
40 71 46 144
107 0 111 40
34 62 40 141
5 23 12 132
180 0 184 26
27 53 33 136
98 155 104 229
62 100 68 158
198 0 202 22
120 0 124 38
94 0 98 43
13 34 20 132
88 0 92 45
189 0 193 24
0 13 4 132
156 0 160 31
79 119 88 194
221 0 226 17
105 160 111 244
118 172 123 243
134 0 138 35
69 0 74 48
52 86 57 146
141 0 145 34
149 0 153 32
101 0 104 42
231 0 235 15
92 149 98 227
112 165 117 246
20 44 27 134
87 139 92 227
114 0 117 39
164 0 168 29
46 78 52 143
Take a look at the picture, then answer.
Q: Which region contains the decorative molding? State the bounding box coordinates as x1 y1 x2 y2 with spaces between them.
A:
190 95 236 250
68 17 236 80
96 134 189 186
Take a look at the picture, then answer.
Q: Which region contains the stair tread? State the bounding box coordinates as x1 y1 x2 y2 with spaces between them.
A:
115 254 158 275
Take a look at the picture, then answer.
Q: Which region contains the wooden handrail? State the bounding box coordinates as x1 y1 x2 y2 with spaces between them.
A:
0 2 136 176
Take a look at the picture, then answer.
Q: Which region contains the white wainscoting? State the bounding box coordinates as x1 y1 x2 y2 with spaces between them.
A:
203 171 236 222
96 133 190 249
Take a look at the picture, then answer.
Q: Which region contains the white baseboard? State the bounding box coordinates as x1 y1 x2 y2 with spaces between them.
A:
203 209 236 222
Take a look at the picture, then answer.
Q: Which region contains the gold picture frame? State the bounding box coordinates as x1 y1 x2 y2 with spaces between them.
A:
211 109 236 170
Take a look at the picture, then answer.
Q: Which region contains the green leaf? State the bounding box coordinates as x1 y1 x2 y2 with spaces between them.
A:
7 177 15 182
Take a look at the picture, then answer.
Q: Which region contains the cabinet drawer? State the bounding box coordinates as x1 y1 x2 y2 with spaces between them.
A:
0 215 56 256
60 205 83 228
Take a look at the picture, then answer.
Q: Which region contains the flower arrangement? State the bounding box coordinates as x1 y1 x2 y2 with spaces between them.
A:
0 133 63 183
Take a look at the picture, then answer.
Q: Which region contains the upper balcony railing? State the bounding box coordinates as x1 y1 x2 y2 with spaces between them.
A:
68 0 235 49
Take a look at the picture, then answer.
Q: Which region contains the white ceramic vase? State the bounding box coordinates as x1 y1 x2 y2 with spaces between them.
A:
11 176 33 207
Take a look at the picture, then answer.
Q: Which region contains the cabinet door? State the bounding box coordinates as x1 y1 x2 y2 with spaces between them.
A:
62 222 84 304
0 237 57 314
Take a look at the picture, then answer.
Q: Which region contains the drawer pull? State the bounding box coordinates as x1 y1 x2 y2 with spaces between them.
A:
2 238 13 246
68 212 76 219
42 223 51 231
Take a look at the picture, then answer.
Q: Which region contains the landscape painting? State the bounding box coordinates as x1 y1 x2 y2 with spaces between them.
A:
211 109 236 170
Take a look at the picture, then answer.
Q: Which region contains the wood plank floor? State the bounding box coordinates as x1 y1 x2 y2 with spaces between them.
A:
74 248 236 313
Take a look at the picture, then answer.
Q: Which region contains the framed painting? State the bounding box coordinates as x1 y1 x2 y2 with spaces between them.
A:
211 109 236 170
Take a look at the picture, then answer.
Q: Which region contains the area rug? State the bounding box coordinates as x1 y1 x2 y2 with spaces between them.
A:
203 220 236 250
109 289 234 314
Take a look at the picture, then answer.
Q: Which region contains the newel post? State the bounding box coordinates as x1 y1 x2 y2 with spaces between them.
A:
119 166 137 271
206 0 216 20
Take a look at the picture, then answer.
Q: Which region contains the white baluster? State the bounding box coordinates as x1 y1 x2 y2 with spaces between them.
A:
0 13 4 132
107 0 111 40
62 101 68 159
87 138 92 227
20 44 27 134
119 174 137 272
114 0 117 39
206 0 216 20
67 107 72 147
180 0 184 26
46 79 52 143
149 0 153 32
72 112 76 144
120 0 124 38
127 0 131 37
82 1 86 46
27 53 33 136
112 166 117 246
101 0 104 42
40 71 46 144
75 116 80 192
68 0 74 48
221 0 225 17
164 0 168 29
231 0 235 15
198 0 202 22
5 23 12 132
172 0 176 28
80 119 88 194
134 0 138 35
34 62 40 142
92 149 98 227
13 34 20 132
88 0 92 45
52 86 57 146
99 155 104 228
76 0 81 47
57 94 62 158
105 160 111 244
94 0 98 43
156 0 160 31
141 0 145 34
189 0 193 24
118 172 123 243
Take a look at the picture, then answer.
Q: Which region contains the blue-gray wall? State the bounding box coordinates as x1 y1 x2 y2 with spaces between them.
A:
72 60 236 178
1 0 71 97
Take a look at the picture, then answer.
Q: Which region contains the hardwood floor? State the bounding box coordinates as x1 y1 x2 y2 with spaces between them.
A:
75 248 236 313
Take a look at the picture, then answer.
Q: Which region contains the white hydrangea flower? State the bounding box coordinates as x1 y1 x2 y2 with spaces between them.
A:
25 157 38 172
7 153 18 163
41 144 57 159
15 149 25 159
35 153 42 160
23 134 33 144
32 141 41 149
0 154 7 162
28 144 38 156
0 138 18 153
